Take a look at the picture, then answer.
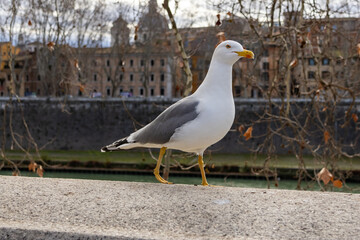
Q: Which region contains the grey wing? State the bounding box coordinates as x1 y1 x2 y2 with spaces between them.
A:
131 97 200 145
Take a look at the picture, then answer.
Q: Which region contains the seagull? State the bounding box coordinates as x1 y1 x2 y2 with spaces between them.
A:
101 40 254 186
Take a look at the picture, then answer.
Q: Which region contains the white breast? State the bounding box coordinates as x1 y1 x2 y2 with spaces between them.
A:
166 96 235 154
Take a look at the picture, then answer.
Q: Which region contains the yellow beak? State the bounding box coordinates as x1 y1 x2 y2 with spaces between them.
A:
235 50 254 59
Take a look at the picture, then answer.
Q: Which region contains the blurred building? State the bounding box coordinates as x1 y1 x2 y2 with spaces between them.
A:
0 3 359 99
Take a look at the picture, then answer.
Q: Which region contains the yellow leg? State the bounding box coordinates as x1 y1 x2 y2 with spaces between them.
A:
198 155 209 186
153 147 173 184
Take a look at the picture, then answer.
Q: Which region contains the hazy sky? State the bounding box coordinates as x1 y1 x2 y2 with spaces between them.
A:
110 0 219 27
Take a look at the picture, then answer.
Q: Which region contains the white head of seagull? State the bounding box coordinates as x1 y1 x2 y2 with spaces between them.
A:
212 40 255 65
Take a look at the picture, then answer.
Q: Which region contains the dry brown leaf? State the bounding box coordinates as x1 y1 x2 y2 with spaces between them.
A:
324 130 330 144
289 59 298 68
28 20 32 26
315 89 320 100
36 165 44 177
216 32 226 42
28 162 38 172
317 167 333 185
12 171 19 176
47 42 55 51
79 84 85 93
215 32 226 47
134 25 139 41
243 126 253 141
332 179 343 188
352 113 358 123
238 124 245 133
322 107 327 112
74 59 80 70
216 14 221 26
300 141 305 149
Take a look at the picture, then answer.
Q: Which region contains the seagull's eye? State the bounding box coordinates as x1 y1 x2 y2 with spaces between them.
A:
225 44 231 49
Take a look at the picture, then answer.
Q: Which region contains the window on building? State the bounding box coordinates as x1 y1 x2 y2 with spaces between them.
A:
261 72 269 81
119 88 123 93
7 74 11 81
336 71 344 79
94 74 97 81
150 59 155 66
107 88 111 96
129 88 133 94
160 87 165 96
140 88 144 96
322 58 330 65
37 75 41 81
262 62 269 70
251 88 257 98
150 74 154 82
160 59 165 66
1 92 3 96
322 71 330 78
308 58 316 66
78 89 82 96
263 49 269 57
150 88 154 96
37 89 40 95
140 59 144 66
161 73 165 82
130 59 133 66
120 74 123 81
26 75 29 81
308 71 315 79
119 60 124 66
107 76 111 82
234 86 241 97
130 74 133 81
107 60 110 66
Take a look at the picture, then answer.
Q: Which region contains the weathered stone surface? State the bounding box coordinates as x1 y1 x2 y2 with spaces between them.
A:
0 176 359 239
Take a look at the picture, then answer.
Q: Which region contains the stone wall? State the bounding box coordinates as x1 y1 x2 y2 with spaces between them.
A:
1 176 360 239
0 97 359 153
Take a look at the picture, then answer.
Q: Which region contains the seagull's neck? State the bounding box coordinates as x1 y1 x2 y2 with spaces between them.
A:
195 59 233 98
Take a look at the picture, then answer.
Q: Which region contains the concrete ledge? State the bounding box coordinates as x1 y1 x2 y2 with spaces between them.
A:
1 176 359 239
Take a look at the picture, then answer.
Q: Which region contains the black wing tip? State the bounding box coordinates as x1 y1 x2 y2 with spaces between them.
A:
100 138 130 152
101 146 110 152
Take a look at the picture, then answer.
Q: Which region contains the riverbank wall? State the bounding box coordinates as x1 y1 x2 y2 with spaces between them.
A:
1 97 359 154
